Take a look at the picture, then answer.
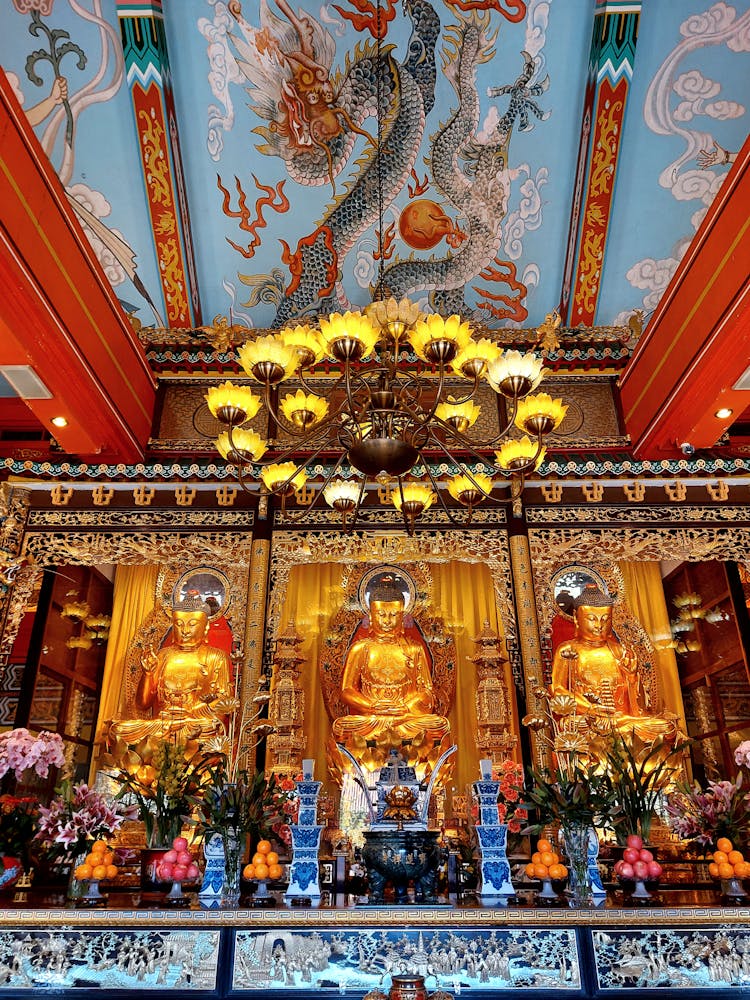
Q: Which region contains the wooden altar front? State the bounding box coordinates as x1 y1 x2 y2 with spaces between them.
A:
0 892 748 996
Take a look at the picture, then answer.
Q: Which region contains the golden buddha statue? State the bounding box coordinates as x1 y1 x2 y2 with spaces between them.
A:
329 577 451 777
551 583 679 743
107 594 236 756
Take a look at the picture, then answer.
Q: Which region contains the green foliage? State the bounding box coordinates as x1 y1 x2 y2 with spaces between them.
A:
104 739 223 848
523 761 620 834
190 759 291 845
604 732 689 843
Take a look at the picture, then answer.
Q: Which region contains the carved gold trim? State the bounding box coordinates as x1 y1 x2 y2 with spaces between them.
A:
268 529 518 681
0 903 746 928
526 505 750 524
27 510 255 527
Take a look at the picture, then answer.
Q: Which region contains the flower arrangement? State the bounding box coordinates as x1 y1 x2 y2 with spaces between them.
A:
665 740 750 848
0 794 39 869
665 777 748 847
0 728 65 781
192 762 294 846
34 781 137 863
522 682 620 834
522 761 618 835
104 739 223 848
604 731 688 844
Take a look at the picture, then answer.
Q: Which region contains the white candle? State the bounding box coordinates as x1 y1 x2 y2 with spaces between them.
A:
302 758 315 779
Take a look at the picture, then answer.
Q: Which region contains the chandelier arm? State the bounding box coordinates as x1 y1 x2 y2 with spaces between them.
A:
419 462 481 526
433 373 484 408
342 476 369 531
272 452 351 524
427 396 524 452
428 433 522 505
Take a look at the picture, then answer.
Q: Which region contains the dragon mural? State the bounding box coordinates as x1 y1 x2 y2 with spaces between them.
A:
218 0 547 325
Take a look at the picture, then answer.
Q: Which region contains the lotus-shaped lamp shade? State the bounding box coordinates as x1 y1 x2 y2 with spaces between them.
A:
435 399 481 435
61 596 91 622
238 335 299 384
515 393 568 436
495 435 545 471
280 324 325 368
85 613 112 642
392 481 436 519
205 381 262 426
318 311 379 363
66 634 93 650
452 338 502 380
323 479 360 515
365 296 422 340
216 427 267 463
280 389 329 429
487 350 545 397
261 462 307 495
408 314 472 365
447 471 493 506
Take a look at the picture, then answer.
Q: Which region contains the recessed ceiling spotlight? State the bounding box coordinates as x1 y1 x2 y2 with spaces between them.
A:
51 416 68 428
715 407 733 420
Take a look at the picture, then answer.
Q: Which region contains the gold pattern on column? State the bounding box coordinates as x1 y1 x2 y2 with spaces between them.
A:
541 483 563 503
241 538 270 772
665 481 687 502
706 481 729 501
509 533 547 769
471 620 517 765
266 620 306 778
216 486 237 506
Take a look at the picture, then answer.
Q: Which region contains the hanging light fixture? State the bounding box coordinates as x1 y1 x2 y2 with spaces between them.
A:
84 613 112 644
206 0 567 530
60 591 91 623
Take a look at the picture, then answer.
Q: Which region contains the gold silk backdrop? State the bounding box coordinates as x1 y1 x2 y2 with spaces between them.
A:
619 561 688 733
92 563 159 773
277 560 516 794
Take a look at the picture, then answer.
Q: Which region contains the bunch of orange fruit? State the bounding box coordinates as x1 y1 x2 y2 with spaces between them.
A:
73 840 119 883
242 839 284 882
524 837 568 882
708 837 750 880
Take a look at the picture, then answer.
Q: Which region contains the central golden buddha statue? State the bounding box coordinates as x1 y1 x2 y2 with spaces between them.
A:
551 583 678 743
330 578 451 777
107 595 236 757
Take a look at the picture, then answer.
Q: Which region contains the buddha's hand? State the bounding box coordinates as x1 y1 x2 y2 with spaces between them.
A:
372 700 402 716
141 645 159 674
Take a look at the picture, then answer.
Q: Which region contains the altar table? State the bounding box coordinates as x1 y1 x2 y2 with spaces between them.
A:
0 889 747 997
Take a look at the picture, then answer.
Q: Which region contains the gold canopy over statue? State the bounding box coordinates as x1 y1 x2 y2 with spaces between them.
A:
107 594 237 759
328 575 451 780
550 583 679 743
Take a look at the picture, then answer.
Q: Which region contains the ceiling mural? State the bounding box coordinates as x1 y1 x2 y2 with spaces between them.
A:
1 0 748 332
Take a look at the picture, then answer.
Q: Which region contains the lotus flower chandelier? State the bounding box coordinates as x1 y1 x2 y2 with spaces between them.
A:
206 297 567 529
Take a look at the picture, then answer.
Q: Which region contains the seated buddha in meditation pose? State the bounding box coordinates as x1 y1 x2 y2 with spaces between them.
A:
108 594 236 756
551 583 678 743
330 577 451 776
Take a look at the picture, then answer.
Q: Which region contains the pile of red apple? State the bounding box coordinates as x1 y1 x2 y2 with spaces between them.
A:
612 834 663 884
156 836 201 884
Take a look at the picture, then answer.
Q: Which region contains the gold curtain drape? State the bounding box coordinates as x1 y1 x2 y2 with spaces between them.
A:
619 561 687 732
92 564 159 767
278 562 346 783
276 560 515 795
